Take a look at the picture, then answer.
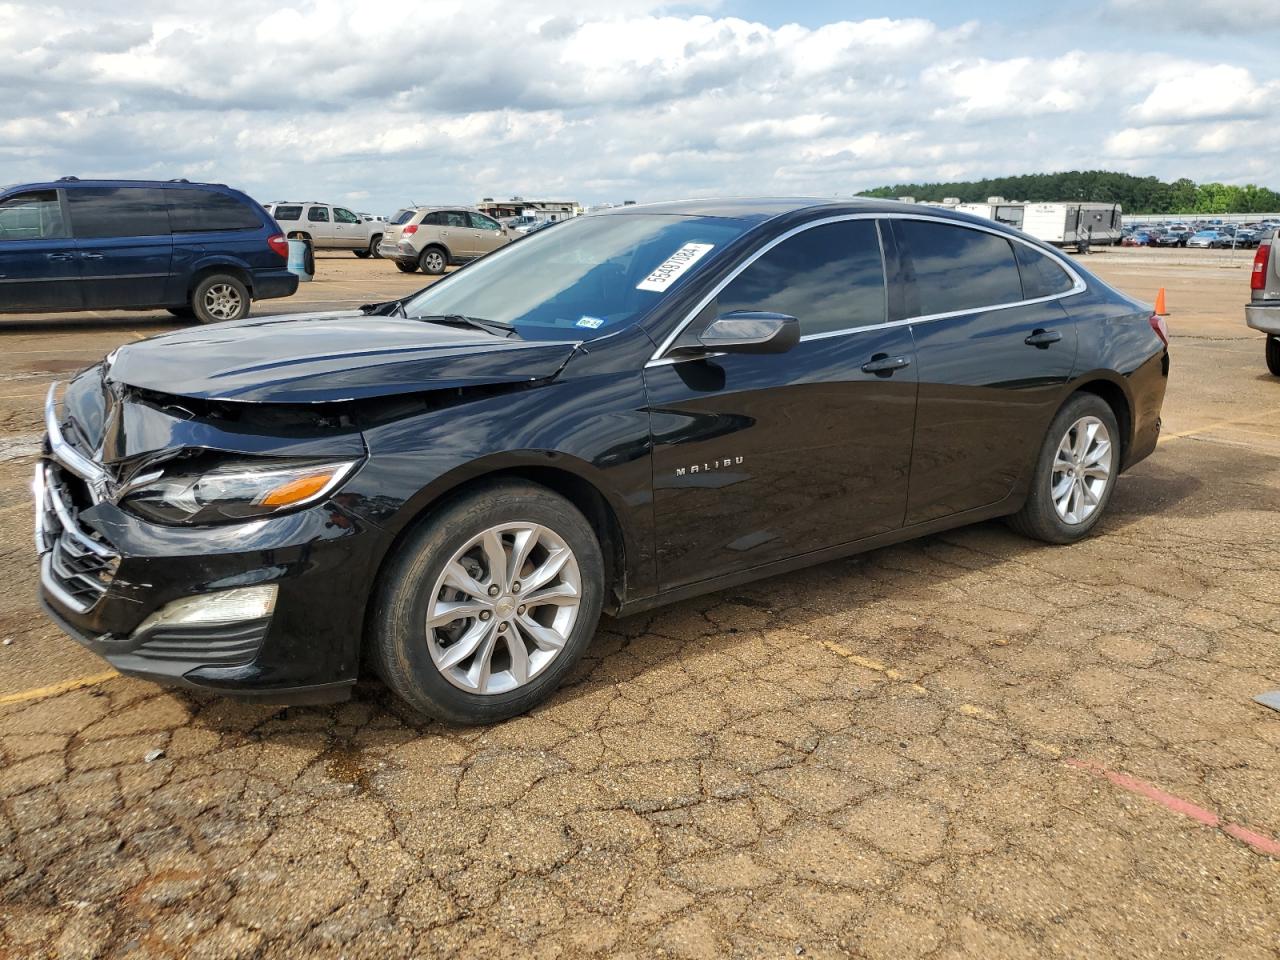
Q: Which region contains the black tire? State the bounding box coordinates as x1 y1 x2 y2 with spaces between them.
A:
369 236 383 259
419 246 447 275
1007 393 1120 544
371 481 605 724
166 306 194 319
1266 335 1280 377
353 249 370 259
395 261 418 274
190 274 250 325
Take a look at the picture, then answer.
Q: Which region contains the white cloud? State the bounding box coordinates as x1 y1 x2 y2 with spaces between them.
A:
0 1 1275 209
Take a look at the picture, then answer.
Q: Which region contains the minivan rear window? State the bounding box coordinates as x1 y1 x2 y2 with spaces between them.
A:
68 187 169 239
168 189 261 232
273 205 302 221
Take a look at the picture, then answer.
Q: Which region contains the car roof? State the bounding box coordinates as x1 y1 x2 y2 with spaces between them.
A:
16 178 231 190
593 196 1019 228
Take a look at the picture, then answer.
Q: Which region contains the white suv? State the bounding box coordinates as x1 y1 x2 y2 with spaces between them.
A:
265 202 383 258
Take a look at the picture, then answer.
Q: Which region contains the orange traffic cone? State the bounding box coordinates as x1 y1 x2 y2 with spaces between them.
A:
1155 287 1168 316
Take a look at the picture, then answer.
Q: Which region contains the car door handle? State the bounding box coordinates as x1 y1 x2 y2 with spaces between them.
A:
46 252 75 262
1024 329 1062 348
80 252 104 261
861 354 912 374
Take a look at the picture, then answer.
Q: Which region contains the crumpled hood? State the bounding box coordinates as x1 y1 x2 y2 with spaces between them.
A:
106 310 580 403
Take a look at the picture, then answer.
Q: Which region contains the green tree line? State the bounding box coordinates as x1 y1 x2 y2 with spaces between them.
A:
857 171 1280 214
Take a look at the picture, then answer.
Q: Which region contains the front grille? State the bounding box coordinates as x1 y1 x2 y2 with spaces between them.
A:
37 464 120 614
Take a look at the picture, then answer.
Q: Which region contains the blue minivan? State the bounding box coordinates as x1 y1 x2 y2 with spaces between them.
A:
0 178 297 323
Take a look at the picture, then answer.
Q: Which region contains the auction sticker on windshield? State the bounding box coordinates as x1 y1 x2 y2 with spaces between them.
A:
636 243 715 292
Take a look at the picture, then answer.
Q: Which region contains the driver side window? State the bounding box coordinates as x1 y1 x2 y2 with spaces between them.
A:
713 219 887 338
0 191 66 240
333 207 360 224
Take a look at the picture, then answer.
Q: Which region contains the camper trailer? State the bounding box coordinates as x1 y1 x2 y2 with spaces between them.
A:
1019 203 1123 249
955 197 1026 230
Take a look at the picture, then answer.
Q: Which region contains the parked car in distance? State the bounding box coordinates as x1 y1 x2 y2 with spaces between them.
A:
264 202 383 258
0 178 295 323
502 215 542 235
378 206 510 274
1155 226 1189 247
1247 228 1280 374
1187 230 1229 249
1233 228 1260 249
1122 231 1154 247
36 198 1169 723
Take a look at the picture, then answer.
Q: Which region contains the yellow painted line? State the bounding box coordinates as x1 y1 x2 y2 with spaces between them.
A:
820 640 890 674
1159 409 1280 444
0 670 118 706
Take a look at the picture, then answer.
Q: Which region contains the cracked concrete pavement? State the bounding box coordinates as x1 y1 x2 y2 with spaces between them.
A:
1 249 1278 958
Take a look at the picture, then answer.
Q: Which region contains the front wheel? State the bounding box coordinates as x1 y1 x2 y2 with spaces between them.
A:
370 481 605 724
353 249 370 259
1266 335 1280 376
191 274 250 324
1007 393 1119 544
395 261 418 273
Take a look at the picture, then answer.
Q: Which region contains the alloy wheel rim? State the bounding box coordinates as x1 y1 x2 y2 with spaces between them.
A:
425 522 581 695
204 283 242 320
425 252 443 271
1051 415 1112 525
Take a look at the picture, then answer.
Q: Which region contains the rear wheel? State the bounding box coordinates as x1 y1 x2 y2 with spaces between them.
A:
1267 335 1280 376
191 274 250 324
419 247 447 275
369 236 383 258
371 481 604 724
1008 393 1119 544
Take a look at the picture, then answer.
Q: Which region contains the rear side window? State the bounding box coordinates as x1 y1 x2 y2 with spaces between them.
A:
307 206 329 222
68 187 169 239
1013 242 1075 299
273 204 302 222
894 220 1023 316
443 211 469 228
714 219 886 337
0 190 66 240
420 212 446 227
167 189 261 232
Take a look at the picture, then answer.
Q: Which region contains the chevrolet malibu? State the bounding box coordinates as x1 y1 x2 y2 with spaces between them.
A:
36 199 1169 724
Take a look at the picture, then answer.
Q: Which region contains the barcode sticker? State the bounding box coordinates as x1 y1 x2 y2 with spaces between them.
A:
636 243 715 292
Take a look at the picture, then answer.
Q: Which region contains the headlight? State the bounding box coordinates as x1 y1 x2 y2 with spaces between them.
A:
120 458 359 525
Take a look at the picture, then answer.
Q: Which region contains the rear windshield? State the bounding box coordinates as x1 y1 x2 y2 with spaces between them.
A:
392 208 417 225
273 204 302 221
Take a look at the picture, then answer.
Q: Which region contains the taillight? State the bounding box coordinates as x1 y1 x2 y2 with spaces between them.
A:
266 233 288 258
1149 313 1168 346
402 225 418 235
1252 243 1270 291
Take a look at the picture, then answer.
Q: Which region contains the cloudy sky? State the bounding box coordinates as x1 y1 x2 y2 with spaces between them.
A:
1 0 1276 214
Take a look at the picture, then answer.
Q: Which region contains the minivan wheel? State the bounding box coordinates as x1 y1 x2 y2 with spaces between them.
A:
1007 393 1119 544
419 247 447 275
371 481 604 724
191 274 250 324
395 261 418 273
1266 335 1280 376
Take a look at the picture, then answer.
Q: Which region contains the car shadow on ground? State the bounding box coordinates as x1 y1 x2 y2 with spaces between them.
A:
172 449 1215 750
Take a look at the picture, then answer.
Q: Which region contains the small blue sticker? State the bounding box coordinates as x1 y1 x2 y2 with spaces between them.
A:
576 316 604 329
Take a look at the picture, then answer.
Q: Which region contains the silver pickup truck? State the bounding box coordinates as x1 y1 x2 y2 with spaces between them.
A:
1248 228 1280 375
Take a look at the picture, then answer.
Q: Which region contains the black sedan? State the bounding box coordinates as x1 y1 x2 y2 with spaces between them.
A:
37 199 1169 723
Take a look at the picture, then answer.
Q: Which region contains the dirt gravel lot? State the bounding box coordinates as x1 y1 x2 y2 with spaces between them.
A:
1 247 1278 959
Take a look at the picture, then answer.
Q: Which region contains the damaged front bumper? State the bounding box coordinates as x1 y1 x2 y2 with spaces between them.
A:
34 379 390 704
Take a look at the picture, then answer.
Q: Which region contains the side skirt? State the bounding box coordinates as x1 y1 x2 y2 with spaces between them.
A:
614 491 1023 619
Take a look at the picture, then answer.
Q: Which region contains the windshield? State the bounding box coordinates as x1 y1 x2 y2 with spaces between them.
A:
401 214 752 341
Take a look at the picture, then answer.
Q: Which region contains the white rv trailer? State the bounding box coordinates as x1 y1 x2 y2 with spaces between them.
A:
955 197 1026 230
1019 203 1123 248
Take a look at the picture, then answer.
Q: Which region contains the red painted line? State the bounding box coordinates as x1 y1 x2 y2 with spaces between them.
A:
1067 759 1280 858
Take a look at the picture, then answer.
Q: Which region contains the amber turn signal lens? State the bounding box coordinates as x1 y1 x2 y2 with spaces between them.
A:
258 472 338 507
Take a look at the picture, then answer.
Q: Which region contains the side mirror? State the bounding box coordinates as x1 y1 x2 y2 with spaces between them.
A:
696 311 800 355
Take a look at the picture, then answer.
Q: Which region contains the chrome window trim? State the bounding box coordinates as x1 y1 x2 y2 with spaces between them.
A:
646 211 1087 367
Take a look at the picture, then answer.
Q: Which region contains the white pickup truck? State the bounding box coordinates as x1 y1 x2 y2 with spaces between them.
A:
1247 228 1280 375
264 202 383 258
